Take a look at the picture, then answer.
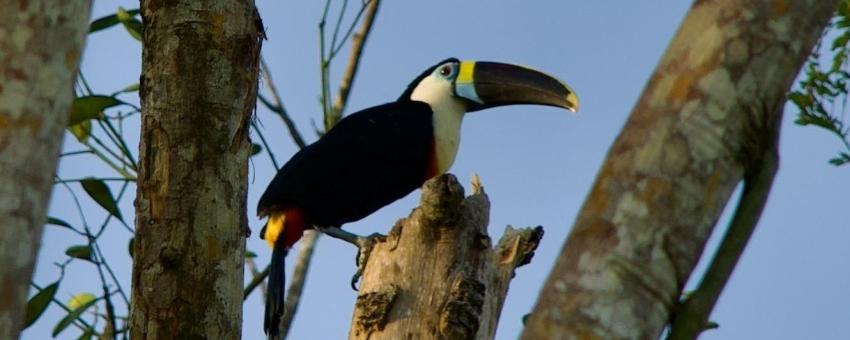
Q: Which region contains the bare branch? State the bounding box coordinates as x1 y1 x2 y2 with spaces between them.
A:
260 58 307 149
244 265 270 300
246 256 268 299
331 0 380 118
252 120 281 170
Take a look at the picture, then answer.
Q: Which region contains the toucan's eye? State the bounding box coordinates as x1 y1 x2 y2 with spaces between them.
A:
439 66 451 76
438 64 456 78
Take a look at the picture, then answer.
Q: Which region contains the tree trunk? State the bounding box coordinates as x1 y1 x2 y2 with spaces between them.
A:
130 1 262 338
0 2 91 338
349 174 543 340
521 1 839 339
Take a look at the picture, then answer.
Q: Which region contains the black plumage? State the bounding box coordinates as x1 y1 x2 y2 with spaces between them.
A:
257 100 435 227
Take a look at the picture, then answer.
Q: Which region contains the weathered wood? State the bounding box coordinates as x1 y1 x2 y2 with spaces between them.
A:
349 174 543 340
130 1 262 338
521 1 839 339
0 2 91 338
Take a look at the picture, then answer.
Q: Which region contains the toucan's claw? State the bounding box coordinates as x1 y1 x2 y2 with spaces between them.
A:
350 232 386 290
313 226 386 290
350 273 361 291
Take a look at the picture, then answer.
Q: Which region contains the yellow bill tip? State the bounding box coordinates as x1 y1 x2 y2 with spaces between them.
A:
566 91 580 113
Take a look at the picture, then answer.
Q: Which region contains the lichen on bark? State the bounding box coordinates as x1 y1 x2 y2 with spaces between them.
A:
0 2 91 338
521 1 840 339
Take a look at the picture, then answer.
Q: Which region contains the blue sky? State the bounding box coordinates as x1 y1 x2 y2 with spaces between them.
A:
25 1 849 339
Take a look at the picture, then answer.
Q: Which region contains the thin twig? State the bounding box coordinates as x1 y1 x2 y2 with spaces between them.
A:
80 141 136 179
77 195 120 340
89 181 132 306
329 0 349 52
331 0 379 118
100 119 138 169
319 0 334 128
329 0 373 59
85 134 136 172
259 58 307 149
60 150 92 157
246 256 268 299
244 265 270 300
78 71 95 96
55 177 136 184
251 120 280 170
90 234 119 340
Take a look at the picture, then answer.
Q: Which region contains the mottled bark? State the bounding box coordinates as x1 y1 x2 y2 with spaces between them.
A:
521 1 839 339
131 1 262 338
349 174 543 340
0 2 91 338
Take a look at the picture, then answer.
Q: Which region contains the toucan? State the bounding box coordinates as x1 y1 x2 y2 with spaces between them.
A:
257 58 578 337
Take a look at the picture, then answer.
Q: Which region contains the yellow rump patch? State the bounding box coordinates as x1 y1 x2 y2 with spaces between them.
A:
264 213 286 248
457 60 476 84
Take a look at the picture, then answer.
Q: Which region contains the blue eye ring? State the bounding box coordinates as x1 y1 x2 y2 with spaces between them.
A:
437 63 458 79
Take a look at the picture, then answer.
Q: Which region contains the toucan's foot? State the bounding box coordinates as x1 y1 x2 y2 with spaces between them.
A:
351 232 386 290
313 226 385 290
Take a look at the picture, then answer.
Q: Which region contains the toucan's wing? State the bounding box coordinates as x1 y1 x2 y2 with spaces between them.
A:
257 101 434 226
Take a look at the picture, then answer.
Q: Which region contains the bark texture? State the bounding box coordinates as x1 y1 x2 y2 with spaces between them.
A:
521 1 839 339
349 174 543 340
0 2 91 338
131 1 262 338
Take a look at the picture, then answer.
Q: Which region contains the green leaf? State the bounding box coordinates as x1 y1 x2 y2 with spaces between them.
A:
67 293 96 309
68 120 92 142
76 327 96 340
251 143 262 156
24 281 60 329
128 237 135 258
832 33 850 51
53 295 98 337
117 7 143 42
89 9 140 33
69 95 123 126
46 217 74 230
118 83 140 94
80 178 124 222
829 153 850 166
245 250 258 258
787 92 812 109
840 1 850 16
65 245 94 262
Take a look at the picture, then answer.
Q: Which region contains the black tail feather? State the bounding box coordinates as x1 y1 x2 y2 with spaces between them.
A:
264 242 287 337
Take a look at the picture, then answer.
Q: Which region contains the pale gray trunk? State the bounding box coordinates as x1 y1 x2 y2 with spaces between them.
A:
521 1 839 339
0 2 91 338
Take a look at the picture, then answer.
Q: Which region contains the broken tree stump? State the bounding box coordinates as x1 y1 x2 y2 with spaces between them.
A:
349 174 544 340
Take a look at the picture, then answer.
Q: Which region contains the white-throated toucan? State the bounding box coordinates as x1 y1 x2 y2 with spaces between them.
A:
257 58 578 337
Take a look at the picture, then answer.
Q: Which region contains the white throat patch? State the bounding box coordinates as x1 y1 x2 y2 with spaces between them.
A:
410 75 467 174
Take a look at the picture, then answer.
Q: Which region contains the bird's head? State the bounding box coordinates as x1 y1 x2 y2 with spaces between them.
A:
400 57 579 114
